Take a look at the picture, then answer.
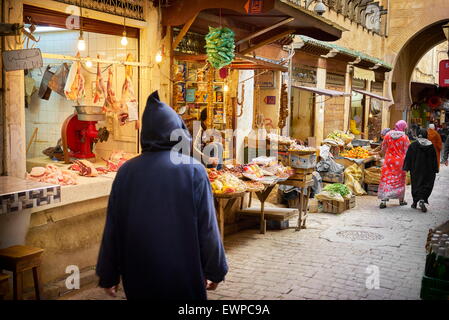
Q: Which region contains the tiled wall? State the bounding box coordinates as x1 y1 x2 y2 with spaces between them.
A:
26 29 139 160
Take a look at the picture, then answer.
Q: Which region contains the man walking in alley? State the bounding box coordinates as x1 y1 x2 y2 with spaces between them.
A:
403 129 438 212
96 91 228 300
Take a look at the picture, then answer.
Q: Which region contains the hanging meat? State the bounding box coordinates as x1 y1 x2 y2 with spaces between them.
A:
93 54 107 104
103 68 121 114
120 53 139 129
64 52 85 101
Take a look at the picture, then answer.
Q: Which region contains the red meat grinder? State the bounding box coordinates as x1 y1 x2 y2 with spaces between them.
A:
61 106 107 163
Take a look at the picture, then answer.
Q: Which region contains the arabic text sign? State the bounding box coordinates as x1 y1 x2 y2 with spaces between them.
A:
2 48 43 72
439 60 449 87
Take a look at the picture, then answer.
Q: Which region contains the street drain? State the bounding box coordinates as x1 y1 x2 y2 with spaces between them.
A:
336 230 384 241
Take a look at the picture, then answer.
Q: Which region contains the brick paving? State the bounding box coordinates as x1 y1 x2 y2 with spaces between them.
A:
62 166 449 300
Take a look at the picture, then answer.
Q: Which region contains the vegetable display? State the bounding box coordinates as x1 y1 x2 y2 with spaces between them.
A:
323 183 350 197
205 27 235 69
327 130 354 144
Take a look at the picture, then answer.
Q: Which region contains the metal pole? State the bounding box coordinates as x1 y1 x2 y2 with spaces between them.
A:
284 45 294 137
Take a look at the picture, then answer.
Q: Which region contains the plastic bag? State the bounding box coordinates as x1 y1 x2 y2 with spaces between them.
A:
315 190 344 202
319 145 344 174
344 164 367 195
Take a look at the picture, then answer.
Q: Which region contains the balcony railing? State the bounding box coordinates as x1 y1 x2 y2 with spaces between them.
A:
283 0 388 36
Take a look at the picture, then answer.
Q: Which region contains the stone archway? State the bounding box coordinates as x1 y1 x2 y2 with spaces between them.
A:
385 0 449 127
389 20 448 126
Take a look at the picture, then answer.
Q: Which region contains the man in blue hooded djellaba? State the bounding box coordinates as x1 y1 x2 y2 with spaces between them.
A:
96 91 228 300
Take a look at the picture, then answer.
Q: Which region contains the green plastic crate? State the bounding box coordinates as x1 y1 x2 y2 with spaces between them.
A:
420 275 449 300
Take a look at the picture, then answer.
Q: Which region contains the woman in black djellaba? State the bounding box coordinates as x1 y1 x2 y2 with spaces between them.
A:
403 128 439 212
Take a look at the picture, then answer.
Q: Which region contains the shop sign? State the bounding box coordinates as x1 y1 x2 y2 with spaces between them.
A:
291 66 316 85
245 0 264 14
326 73 345 87
439 60 449 87
264 96 276 104
2 48 43 72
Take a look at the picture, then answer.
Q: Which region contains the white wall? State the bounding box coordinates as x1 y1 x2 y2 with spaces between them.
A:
25 29 138 160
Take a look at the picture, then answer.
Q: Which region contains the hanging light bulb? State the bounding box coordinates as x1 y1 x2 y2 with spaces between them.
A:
121 15 128 46
85 57 92 68
78 31 86 51
78 4 85 51
121 30 128 46
224 84 229 92
155 50 163 63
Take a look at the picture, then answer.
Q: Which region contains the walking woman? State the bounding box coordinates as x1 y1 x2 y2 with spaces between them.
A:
403 128 438 212
378 120 411 209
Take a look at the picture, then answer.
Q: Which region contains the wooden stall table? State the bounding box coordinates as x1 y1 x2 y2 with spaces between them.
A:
238 179 300 234
214 192 246 242
278 179 314 231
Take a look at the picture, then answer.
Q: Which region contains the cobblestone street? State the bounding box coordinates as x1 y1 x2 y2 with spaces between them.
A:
63 166 449 300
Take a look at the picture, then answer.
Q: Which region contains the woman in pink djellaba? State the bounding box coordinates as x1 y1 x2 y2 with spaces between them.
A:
378 120 411 209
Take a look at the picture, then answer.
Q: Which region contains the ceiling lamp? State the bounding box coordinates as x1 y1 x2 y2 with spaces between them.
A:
121 15 128 46
77 2 85 51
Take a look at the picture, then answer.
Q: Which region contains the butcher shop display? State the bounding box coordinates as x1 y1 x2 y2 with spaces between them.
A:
120 53 139 127
64 53 85 101
93 55 107 104
102 150 136 172
69 159 109 177
27 164 78 186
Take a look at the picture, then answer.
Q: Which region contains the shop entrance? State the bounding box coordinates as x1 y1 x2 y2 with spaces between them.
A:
290 87 314 142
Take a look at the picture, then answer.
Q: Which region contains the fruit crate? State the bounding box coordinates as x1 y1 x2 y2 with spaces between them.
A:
346 195 356 210
322 200 346 214
278 151 290 167
289 152 316 169
420 275 449 300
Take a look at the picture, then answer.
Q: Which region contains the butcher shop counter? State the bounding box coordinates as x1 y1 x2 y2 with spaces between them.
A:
0 157 119 298
26 157 116 213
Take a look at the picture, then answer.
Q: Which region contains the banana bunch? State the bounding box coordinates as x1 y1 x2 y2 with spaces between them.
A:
205 27 235 69
350 120 362 135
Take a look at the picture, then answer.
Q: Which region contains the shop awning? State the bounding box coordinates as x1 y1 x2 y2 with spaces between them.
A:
352 89 392 102
293 85 351 97
353 67 375 82
294 35 393 73
162 0 345 49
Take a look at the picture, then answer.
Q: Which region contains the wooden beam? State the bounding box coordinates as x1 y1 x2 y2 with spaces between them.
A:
238 29 295 55
235 18 294 46
172 12 198 51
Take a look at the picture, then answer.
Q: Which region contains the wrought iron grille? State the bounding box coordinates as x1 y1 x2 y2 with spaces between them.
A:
54 0 145 21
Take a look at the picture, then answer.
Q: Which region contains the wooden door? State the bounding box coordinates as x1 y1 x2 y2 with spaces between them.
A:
290 88 314 141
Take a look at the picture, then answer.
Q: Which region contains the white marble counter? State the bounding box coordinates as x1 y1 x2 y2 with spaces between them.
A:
0 176 61 215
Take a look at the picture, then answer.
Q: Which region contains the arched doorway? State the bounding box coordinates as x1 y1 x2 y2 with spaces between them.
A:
389 20 449 127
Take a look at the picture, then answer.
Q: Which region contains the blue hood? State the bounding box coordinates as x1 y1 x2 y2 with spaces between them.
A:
140 91 191 152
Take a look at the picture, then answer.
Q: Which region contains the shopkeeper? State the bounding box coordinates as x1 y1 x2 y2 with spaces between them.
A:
193 108 224 170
